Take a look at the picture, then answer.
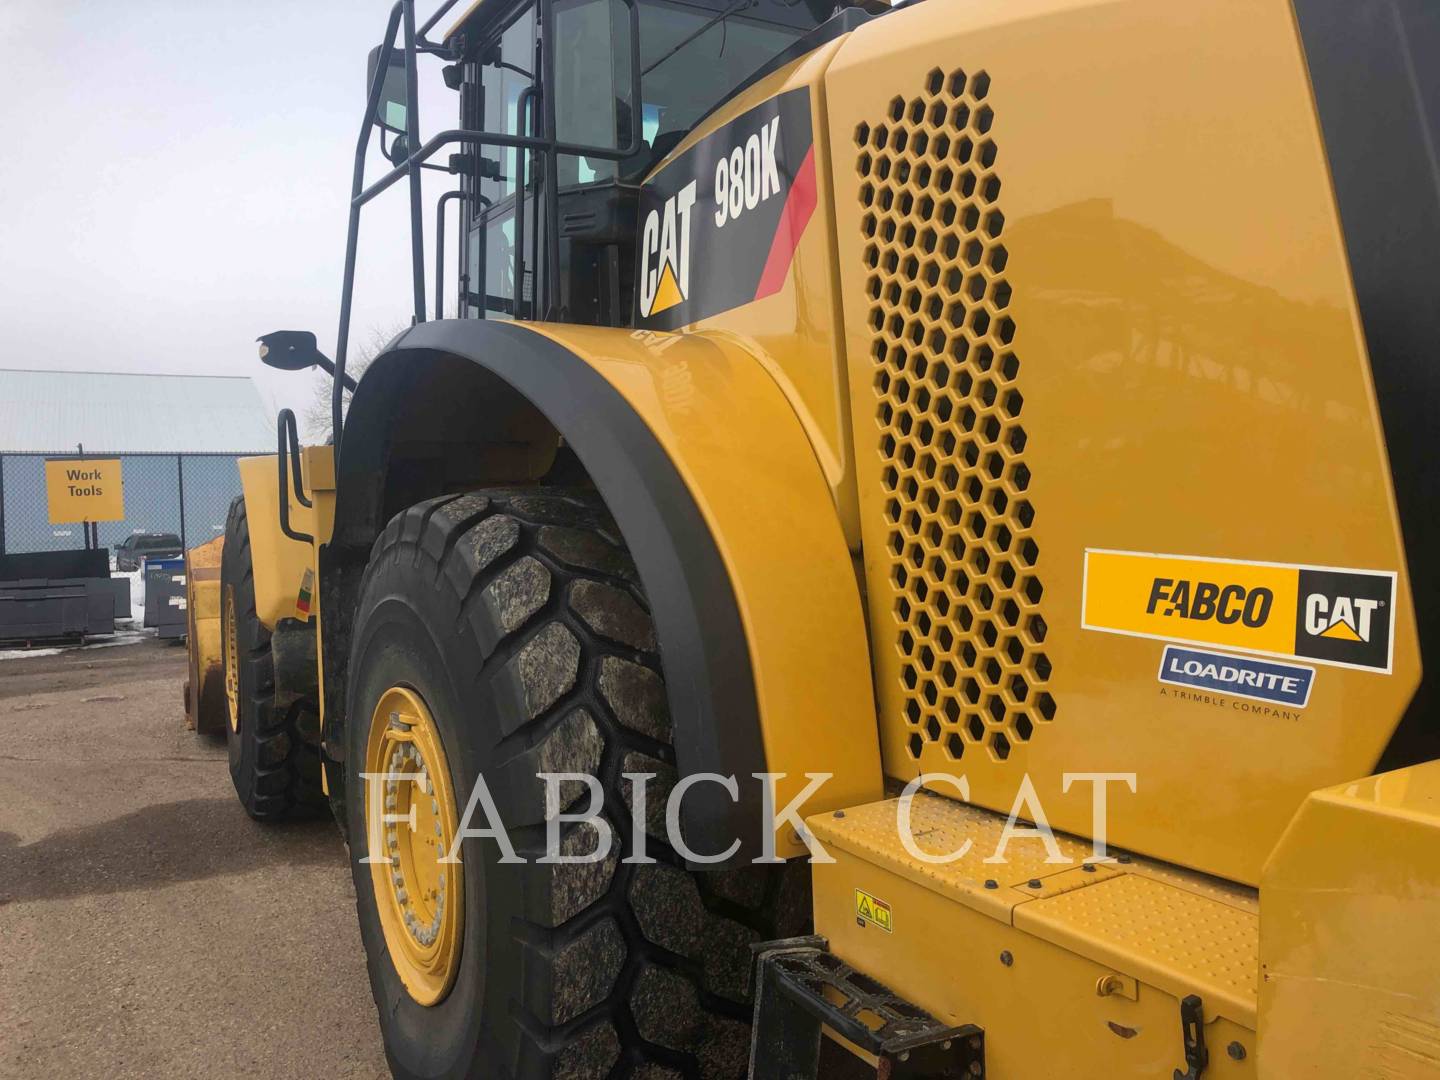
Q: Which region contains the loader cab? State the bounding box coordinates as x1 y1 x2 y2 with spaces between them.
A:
446 0 835 326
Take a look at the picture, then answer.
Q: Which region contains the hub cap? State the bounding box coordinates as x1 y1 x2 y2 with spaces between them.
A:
365 686 464 1006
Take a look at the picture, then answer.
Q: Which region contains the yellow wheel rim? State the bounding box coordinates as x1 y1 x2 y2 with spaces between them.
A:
365 686 464 1006
223 586 240 733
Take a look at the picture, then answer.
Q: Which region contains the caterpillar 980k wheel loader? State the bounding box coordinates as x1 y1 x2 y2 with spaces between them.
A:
188 0 1440 1075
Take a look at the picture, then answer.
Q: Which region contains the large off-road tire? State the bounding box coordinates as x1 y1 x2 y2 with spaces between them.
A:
220 495 324 820
346 488 808 1079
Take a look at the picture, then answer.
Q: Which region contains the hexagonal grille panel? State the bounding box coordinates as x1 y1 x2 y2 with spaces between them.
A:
854 67 1054 765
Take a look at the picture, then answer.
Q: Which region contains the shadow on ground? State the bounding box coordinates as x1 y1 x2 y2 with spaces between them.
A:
0 799 344 906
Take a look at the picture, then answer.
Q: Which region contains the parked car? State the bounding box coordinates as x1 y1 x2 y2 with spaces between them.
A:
113 531 182 572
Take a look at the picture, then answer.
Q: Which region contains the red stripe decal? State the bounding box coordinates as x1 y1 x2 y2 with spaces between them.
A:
753 144 818 302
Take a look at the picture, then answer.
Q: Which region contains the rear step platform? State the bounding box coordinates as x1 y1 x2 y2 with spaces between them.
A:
793 794 1261 1078
749 936 985 1079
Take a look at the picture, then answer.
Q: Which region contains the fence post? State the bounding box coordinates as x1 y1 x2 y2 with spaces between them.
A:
176 453 187 548
76 443 92 551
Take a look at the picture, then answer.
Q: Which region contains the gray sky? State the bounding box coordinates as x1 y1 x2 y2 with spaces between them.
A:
0 1 455 421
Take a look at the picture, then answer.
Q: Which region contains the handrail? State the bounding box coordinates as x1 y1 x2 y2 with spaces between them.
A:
434 190 465 319
277 409 315 545
514 85 538 317
354 125 644 210
332 1 405 453
403 0 426 326
417 0 465 46
330 0 645 454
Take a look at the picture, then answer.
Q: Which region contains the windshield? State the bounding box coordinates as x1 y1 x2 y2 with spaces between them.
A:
638 0 804 145
462 0 822 320
565 0 808 185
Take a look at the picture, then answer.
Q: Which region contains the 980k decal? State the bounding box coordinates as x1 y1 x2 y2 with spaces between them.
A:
635 88 815 329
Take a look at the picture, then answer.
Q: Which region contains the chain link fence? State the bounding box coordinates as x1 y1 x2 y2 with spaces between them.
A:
0 451 249 556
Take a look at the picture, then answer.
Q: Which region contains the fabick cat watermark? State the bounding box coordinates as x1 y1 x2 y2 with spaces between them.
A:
359 769 1137 868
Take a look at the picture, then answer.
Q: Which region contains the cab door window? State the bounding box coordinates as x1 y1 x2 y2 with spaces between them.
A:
470 4 537 318
479 6 535 206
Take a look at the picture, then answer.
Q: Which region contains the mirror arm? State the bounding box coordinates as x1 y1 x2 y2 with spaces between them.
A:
314 354 359 393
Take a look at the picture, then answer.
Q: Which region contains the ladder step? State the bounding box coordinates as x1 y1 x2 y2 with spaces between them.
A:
748 936 985 1079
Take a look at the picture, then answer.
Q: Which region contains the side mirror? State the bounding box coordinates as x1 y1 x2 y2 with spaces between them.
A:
258 331 359 391
384 133 410 166
367 45 409 133
258 331 326 371
552 0 637 153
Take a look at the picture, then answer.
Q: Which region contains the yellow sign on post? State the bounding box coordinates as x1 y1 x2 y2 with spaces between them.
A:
45 458 125 524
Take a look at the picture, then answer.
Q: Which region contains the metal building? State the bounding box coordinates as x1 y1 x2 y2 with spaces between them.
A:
0 369 273 555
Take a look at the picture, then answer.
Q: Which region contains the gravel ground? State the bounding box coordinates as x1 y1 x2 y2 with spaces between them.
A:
0 637 388 1079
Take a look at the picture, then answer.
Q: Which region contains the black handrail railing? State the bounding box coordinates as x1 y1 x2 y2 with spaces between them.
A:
402 0 427 326
417 0 465 46
332 1 404 455
434 189 465 318
331 0 645 453
277 409 315 545
514 85 537 316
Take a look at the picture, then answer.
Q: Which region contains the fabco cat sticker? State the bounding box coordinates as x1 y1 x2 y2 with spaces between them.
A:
635 89 815 329
1082 549 1396 673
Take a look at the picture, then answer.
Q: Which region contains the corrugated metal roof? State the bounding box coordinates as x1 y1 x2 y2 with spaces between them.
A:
0 369 274 453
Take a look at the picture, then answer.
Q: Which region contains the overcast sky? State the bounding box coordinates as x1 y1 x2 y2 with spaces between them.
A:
0 0 456 422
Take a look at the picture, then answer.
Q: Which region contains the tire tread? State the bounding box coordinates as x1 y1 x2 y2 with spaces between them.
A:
357 488 805 1079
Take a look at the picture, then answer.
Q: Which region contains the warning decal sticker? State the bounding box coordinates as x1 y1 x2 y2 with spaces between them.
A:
854 888 893 933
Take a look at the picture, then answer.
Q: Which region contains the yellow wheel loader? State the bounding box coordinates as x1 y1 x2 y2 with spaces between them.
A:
187 0 1440 1075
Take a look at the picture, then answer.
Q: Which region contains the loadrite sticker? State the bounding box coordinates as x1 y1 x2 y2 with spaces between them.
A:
635 88 815 329
1082 549 1396 673
854 888 893 933
1158 646 1314 708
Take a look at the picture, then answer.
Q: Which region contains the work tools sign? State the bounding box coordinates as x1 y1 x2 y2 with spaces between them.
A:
44 457 124 523
635 88 815 329
1082 549 1396 673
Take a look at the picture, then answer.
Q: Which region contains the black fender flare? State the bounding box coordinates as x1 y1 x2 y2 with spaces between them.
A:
331 319 767 860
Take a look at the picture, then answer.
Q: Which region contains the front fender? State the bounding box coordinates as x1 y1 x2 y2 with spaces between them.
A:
237 454 313 632
334 319 881 860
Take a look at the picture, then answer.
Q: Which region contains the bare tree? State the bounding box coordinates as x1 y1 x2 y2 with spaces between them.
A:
301 324 405 442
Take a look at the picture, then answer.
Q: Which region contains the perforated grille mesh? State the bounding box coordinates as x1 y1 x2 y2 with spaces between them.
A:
854 67 1054 765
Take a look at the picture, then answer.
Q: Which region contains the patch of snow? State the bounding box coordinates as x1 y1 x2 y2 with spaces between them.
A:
111 567 145 626
0 628 150 662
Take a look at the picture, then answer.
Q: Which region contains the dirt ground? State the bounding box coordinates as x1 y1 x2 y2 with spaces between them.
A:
0 637 389 1078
